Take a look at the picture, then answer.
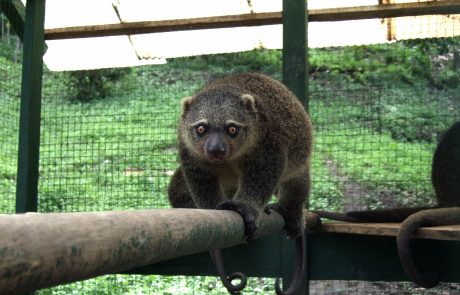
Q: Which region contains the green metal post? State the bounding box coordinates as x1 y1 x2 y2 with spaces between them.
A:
282 0 308 294
15 0 46 213
283 0 308 109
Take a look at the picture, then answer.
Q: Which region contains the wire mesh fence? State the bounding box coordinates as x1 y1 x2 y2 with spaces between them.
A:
36 52 283 294
310 44 451 213
0 10 21 214
2 3 460 295
306 12 460 294
38 54 281 213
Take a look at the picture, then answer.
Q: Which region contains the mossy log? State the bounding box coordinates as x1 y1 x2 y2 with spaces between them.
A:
0 208 319 294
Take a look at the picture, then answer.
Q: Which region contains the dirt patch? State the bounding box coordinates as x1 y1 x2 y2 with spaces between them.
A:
324 157 402 212
324 158 372 212
309 280 460 295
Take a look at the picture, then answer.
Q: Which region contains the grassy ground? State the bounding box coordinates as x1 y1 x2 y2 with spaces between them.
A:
1 38 460 293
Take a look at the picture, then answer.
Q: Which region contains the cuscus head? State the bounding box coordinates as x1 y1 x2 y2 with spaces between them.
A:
180 88 258 164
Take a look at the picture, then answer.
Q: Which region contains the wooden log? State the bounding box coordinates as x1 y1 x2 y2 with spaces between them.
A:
44 1 460 40
0 209 263 294
0 208 320 294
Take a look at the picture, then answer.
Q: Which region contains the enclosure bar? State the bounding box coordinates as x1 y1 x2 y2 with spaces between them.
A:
282 0 307 107
0 0 25 41
280 1 308 294
0 209 320 294
15 0 45 213
43 1 460 40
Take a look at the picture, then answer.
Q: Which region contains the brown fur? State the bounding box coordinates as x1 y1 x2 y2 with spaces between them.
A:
168 73 312 295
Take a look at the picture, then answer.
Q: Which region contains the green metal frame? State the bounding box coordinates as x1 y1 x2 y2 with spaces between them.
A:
128 235 284 277
309 233 460 282
282 0 308 109
281 0 308 293
128 233 460 284
15 0 45 213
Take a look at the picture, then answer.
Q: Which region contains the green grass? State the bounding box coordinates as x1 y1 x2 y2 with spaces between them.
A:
38 92 182 212
310 88 444 210
37 274 277 295
2 38 460 293
0 56 20 213
315 126 435 208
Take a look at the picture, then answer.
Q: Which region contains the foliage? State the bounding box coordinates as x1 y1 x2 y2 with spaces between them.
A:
167 49 282 80
309 39 460 143
310 43 432 86
0 55 21 98
37 274 276 295
0 13 22 62
65 68 132 102
0 39 21 62
309 37 460 91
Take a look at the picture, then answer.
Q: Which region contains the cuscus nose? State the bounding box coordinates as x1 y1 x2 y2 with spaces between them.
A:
208 146 226 160
205 134 227 161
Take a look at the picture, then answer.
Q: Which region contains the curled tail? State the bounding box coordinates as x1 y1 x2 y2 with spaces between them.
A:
397 207 460 288
275 234 306 295
210 249 247 294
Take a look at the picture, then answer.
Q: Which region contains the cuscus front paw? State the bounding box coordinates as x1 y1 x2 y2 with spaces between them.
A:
216 201 258 241
265 203 305 239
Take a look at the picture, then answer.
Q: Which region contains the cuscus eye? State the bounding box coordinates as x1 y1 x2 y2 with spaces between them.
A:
196 125 207 136
227 126 238 137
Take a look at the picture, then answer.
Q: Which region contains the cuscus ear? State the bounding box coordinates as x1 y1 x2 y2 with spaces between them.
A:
240 94 256 113
181 96 193 118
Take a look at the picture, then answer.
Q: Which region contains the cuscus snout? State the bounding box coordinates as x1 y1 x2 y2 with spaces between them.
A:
204 133 229 162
